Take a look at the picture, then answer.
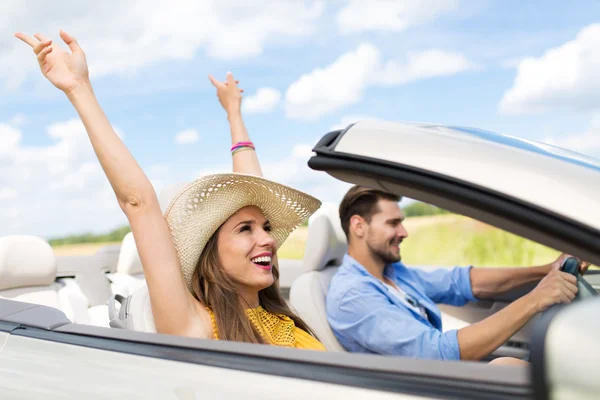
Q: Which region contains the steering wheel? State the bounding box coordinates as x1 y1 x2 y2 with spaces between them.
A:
560 257 597 300
525 258 597 363
538 257 596 321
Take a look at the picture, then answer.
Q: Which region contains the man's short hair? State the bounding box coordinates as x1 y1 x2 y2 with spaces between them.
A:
339 185 402 239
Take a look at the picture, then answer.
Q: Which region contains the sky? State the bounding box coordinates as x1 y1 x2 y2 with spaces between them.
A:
1 0 599 238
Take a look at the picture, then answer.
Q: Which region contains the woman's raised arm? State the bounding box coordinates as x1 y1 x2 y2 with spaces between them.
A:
209 72 263 177
15 31 209 337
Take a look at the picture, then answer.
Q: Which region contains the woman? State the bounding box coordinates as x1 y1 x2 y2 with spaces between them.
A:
16 30 325 350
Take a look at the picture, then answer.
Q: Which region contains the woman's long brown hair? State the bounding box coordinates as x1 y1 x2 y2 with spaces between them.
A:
191 227 317 343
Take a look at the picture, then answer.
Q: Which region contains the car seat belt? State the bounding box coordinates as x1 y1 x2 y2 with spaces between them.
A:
107 294 129 329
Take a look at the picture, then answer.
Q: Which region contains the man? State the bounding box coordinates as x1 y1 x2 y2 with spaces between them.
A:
326 186 590 361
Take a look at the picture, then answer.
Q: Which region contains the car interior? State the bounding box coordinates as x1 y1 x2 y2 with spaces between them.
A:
1 171 598 400
3 197 589 363
1 141 598 366
0 210 538 400
0 235 108 326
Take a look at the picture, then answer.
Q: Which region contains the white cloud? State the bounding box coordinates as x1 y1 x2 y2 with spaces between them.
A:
48 162 104 193
542 115 600 156
242 87 282 114
0 188 18 200
285 43 473 120
0 124 22 155
1 207 21 220
285 44 380 120
376 50 474 85
336 0 458 34
1 0 324 89
175 128 200 145
500 24 600 114
292 144 314 158
0 118 127 237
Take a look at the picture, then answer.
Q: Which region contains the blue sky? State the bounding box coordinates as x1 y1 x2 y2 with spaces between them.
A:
1 0 599 238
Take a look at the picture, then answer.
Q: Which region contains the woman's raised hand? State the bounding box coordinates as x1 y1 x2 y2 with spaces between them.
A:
208 72 244 116
15 30 89 95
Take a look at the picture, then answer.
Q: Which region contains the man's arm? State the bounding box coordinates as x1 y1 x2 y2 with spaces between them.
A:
469 253 581 299
458 265 577 360
470 253 593 299
332 267 577 361
470 264 551 299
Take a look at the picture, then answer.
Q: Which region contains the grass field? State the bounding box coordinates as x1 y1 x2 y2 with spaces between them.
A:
52 241 121 256
398 215 560 267
52 214 589 269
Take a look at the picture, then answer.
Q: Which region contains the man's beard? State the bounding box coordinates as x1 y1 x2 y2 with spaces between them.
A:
367 239 401 265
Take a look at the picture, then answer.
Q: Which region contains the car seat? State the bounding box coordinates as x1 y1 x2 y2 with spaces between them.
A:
289 210 348 351
0 235 107 325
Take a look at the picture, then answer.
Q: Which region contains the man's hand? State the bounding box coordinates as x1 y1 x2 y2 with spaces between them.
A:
580 261 592 274
527 264 578 313
208 72 244 116
548 253 592 275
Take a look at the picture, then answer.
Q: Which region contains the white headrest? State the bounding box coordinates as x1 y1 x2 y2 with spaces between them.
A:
302 210 347 272
0 235 57 290
115 232 143 275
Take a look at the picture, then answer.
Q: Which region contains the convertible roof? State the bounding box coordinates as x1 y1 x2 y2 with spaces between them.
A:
332 120 600 231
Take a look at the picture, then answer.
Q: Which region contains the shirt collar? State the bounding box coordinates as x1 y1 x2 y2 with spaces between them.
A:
342 254 403 281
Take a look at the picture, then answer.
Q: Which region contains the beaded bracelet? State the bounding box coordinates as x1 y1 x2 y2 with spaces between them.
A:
232 146 255 156
231 141 255 155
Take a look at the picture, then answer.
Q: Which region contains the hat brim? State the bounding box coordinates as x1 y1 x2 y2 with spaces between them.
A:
164 173 322 291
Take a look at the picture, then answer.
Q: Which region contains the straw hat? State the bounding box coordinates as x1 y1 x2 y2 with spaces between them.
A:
164 173 322 291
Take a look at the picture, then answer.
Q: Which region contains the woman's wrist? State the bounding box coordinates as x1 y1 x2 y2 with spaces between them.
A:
227 108 243 121
65 79 94 103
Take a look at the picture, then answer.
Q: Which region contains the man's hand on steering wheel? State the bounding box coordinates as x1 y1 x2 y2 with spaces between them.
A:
528 265 578 313
548 253 591 275
543 254 596 306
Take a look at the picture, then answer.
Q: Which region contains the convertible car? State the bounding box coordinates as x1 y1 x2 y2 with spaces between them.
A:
0 121 598 399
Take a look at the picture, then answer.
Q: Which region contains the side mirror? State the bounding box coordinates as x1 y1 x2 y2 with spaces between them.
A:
530 297 600 400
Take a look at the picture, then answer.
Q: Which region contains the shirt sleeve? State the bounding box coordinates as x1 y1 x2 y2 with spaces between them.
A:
329 284 462 360
410 266 477 306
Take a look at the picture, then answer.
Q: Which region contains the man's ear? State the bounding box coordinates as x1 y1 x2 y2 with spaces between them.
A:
349 215 366 238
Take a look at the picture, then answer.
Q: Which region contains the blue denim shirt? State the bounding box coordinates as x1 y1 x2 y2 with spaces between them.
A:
326 254 477 360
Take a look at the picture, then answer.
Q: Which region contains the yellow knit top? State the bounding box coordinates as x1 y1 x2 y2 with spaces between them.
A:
207 306 326 351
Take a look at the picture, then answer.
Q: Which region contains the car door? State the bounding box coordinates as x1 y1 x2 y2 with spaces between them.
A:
0 332 422 400
530 296 600 400
0 299 532 400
